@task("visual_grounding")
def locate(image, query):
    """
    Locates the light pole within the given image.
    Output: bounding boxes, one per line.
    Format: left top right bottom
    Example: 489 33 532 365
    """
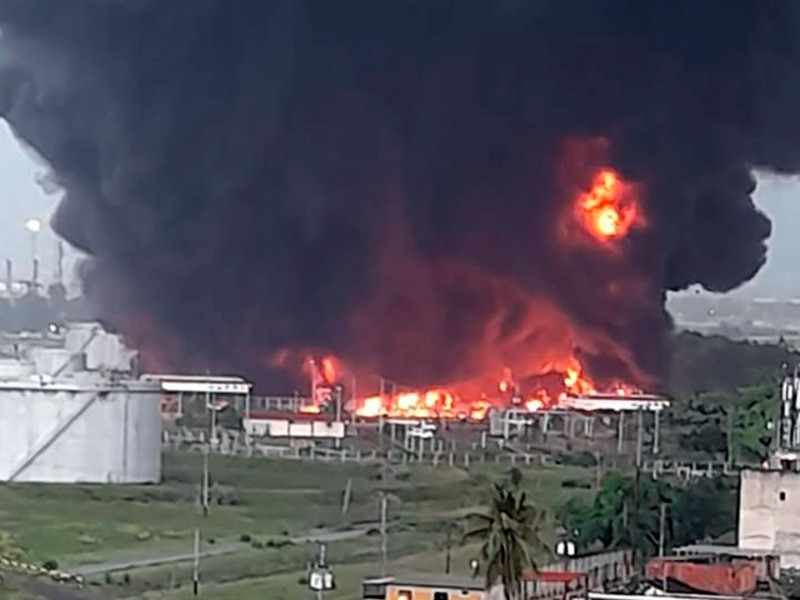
25 218 41 285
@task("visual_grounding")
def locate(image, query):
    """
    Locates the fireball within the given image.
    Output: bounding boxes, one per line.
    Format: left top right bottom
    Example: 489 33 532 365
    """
577 168 640 241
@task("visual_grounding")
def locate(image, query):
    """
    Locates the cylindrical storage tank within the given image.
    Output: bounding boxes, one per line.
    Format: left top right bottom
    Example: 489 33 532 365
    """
0 379 162 483
0 359 35 380
29 348 74 376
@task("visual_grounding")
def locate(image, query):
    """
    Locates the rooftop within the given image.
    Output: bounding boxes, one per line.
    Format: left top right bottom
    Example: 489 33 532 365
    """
672 544 779 558
362 573 484 591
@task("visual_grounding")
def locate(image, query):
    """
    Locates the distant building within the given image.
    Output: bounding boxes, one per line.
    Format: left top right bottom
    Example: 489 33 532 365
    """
739 469 800 569
737 369 800 569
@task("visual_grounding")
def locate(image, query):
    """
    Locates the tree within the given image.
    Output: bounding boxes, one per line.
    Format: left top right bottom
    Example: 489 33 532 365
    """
559 471 737 559
464 469 545 600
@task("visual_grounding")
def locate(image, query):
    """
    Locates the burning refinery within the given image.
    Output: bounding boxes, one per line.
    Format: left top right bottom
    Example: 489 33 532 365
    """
259 164 663 424
0 0 794 454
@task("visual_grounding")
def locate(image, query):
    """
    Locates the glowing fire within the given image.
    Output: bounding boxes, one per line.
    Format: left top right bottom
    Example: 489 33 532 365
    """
350 357 637 421
298 354 341 414
576 169 640 241
275 346 644 421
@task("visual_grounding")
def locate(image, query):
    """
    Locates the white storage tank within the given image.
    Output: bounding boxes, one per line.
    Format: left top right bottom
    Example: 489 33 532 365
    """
0 322 162 484
0 377 162 483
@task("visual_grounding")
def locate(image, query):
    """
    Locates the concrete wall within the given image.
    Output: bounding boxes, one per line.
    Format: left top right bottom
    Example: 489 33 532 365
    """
739 469 800 568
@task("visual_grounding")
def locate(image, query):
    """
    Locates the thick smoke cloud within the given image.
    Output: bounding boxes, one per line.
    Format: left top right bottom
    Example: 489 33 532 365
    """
0 0 796 390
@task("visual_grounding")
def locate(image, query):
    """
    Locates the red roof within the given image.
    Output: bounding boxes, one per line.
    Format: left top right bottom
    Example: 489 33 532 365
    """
646 559 757 596
522 571 586 582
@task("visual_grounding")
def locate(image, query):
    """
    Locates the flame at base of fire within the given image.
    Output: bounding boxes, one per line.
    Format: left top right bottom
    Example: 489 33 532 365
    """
352 359 642 421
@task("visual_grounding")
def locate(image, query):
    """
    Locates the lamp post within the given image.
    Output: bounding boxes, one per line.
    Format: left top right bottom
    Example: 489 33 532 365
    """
25 218 41 285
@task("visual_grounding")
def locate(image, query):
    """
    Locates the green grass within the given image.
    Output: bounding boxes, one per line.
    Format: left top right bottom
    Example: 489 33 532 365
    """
0 451 595 599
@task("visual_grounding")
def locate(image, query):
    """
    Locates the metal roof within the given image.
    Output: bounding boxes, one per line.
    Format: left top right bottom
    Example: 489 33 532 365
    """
140 373 252 394
672 544 778 558
362 572 484 590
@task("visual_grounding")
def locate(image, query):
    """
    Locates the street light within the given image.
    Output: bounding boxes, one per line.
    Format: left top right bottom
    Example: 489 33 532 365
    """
25 218 42 285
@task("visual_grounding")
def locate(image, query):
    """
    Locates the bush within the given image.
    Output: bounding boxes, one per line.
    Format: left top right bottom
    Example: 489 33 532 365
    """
42 559 58 571
239 533 252 543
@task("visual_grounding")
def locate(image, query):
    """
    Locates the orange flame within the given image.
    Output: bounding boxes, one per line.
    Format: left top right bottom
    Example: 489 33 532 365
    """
351 355 638 421
577 168 640 241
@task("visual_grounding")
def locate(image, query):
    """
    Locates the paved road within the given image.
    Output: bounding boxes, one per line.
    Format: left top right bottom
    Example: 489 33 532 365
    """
68 526 373 576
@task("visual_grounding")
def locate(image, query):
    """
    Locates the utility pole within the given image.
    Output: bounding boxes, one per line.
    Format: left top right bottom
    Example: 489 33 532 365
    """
351 375 357 425
653 408 661 455
201 444 210 518
617 412 625 454
636 409 644 469
380 492 388 576
445 524 452 574
341 478 352 516
378 377 385 456
334 386 343 450
192 528 200 596
244 390 251 455
726 406 736 468
658 503 667 557
595 451 602 489
631 409 644 570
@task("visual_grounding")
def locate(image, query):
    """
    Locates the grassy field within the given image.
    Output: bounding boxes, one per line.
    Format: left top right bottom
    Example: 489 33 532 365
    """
0 451 596 599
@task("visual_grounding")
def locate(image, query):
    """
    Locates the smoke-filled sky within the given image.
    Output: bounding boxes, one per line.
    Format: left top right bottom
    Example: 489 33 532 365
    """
1 0 800 393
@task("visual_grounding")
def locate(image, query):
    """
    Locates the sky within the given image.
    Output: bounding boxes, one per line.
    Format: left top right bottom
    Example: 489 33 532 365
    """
0 122 797 297
0 121 81 292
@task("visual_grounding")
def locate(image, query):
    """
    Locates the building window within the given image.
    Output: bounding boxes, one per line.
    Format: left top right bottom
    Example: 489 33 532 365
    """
780 491 787 501
398 590 413 600
434 593 449 600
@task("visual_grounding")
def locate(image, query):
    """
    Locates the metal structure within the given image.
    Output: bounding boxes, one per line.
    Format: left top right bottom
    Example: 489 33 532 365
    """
776 368 800 468
0 322 162 483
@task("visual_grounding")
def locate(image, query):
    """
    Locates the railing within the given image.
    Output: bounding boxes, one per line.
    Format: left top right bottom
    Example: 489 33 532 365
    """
248 395 310 413
644 459 741 479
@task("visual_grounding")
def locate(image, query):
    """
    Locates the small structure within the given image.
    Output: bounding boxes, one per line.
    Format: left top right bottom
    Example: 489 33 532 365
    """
141 373 252 420
363 550 633 600
560 392 669 413
244 410 345 440
361 573 484 600
670 544 780 581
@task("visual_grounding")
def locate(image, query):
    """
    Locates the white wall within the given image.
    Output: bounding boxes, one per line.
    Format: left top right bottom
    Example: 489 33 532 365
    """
0 384 162 483
243 418 345 439
739 469 800 568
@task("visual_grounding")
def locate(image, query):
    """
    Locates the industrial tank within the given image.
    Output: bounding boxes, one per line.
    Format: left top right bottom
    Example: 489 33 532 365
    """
0 322 162 483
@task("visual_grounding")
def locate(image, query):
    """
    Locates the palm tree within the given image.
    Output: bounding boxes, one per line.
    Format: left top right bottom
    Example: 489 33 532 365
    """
464 469 546 600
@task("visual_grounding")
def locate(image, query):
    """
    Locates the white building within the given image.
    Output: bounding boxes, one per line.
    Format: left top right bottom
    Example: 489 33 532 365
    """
738 468 800 569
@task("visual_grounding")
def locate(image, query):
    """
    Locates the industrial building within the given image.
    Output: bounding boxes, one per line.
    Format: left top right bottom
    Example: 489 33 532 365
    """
0 321 162 483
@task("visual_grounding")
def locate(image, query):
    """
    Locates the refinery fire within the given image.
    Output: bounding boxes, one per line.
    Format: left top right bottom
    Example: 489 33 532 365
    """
264 162 664 424
0 0 791 460
285 353 662 423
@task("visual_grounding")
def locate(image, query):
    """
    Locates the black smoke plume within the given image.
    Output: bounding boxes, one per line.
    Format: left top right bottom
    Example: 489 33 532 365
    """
0 0 796 390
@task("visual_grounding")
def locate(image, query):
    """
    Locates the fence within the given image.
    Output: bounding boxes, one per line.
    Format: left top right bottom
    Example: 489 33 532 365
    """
162 429 740 479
